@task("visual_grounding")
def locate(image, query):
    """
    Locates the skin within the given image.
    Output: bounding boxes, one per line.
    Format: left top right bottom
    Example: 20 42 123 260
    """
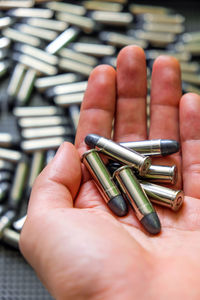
20 46 200 300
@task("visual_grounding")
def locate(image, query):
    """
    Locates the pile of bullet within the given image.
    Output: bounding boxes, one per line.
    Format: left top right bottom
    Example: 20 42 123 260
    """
82 134 183 234
0 0 199 247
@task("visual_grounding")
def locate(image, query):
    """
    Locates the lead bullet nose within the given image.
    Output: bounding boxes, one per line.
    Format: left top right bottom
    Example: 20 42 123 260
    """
107 195 128 217
85 134 100 148
161 140 180 156
141 212 161 235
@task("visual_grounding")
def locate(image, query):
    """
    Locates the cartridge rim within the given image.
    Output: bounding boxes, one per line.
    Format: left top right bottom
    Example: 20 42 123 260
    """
172 190 184 211
140 156 151 176
113 164 131 178
81 148 100 162
171 165 178 185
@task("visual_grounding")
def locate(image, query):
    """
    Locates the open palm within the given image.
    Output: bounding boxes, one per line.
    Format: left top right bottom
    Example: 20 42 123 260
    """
20 46 200 300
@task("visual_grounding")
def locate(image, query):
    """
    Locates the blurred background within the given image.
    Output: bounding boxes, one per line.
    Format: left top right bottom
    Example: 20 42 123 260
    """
0 0 199 299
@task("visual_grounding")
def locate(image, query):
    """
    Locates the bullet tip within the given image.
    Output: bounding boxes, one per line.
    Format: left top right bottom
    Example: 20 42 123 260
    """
161 140 180 156
85 134 100 148
141 212 161 235
107 195 128 217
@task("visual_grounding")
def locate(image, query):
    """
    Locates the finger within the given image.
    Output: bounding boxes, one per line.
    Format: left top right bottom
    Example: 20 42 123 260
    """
149 55 182 140
148 56 182 188
114 45 147 142
180 93 200 198
27 142 81 215
75 65 116 155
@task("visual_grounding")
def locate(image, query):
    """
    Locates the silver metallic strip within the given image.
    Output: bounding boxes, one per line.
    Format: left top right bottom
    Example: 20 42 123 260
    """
58 48 98 66
8 8 54 18
25 17 68 32
83 1 123 12
2 27 41 47
21 136 65 152
182 72 200 86
13 106 62 117
16 69 37 105
0 148 22 163
129 4 171 15
7 63 26 98
91 11 133 26
35 73 80 91
100 31 147 48
120 139 161 156
140 164 177 184
47 81 87 97
2 228 20 249
0 60 10 77
28 151 44 189
0 0 34 9
143 22 185 34
56 12 95 33
15 23 58 42
68 105 80 131
15 43 58 65
21 125 72 139
0 16 13 29
54 92 84 107
145 49 191 62
141 13 185 24
45 27 79 55
13 53 57 75
46 1 86 16
70 42 116 57
18 116 70 128
181 32 200 43
180 61 200 73
133 30 175 47
58 58 93 77
0 37 11 50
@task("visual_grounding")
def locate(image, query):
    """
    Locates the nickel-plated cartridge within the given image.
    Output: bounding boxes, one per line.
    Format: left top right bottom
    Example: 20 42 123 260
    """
0 210 16 238
142 22 185 34
181 72 200 86
68 105 80 131
129 4 171 15
99 31 147 48
21 125 73 139
46 1 86 16
7 63 26 99
0 182 11 202
2 27 41 47
0 0 34 9
2 228 20 249
15 23 58 42
85 134 151 176
0 148 22 163
35 73 81 91
90 11 133 26
45 27 79 55
0 37 10 50
181 31 200 43
0 16 13 29
83 1 123 12
58 48 98 66
58 58 93 77
25 17 68 32
18 115 70 129
46 81 87 98
56 12 96 33
140 13 185 24
7 8 53 18
140 164 177 185
0 132 20 148
82 149 128 217
26 151 44 197
113 165 161 234
21 136 67 153
120 139 179 156
145 49 191 62
0 60 10 77
13 105 63 117
0 160 15 172
54 92 84 107
130 30 175 47
139 180 184 211
14 43 58 66
16 69 37 106
70 42 116 57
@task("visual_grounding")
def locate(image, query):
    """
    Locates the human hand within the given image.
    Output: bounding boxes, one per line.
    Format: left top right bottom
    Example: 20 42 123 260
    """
20 46 200 300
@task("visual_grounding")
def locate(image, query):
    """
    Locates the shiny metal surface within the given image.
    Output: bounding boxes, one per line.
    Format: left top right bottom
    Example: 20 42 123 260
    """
35 73 80 91
68 105 80 131
0 16 13 28
47 81 87 97
15 44 58 65
56 12 95 33
21 125 72 139
0 37 10 49
120 139 161 156
95 136 151 176
0 160 14 172
0 148 22 163
58 48 98 66
180 61 200 73
15 23 58 42
2 27 41 47
21 136 65 152
58 57 93 77
129 4 171 15
9 156 28 209
7 63 26 98
91 11 133 26
114 165 154 220
0 0 34 9
82 149 121 203
83 1 123 12
99 31 147 48
141 13 185 24
54 92 84 107
182 32 200 43
0 60 10 77
18 115 70 128
16 69 37 106
13 105 62 117
8 8 53 18
27 151 44 189
70 42 116 57
182 72 200 86
13 53 57 75
143 22 185 34
133 30 175 47
0 210 16 238
2 228 20 249
140 164 177 184
46 1 86 16
0 133 14 147
139 180 184 211
25 17 68 32
145 49 191 62
45 27 79 55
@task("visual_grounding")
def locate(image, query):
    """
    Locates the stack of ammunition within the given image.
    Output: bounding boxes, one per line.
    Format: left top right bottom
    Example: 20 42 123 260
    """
0 0 199 247
83 134 183 234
